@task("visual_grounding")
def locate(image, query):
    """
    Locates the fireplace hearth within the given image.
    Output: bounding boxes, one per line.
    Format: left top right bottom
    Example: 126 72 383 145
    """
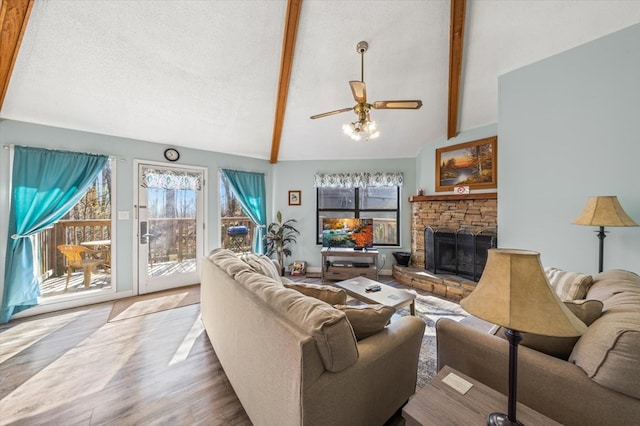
424 227 497 281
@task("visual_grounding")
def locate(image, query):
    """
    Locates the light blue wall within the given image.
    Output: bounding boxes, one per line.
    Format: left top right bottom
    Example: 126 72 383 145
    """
0 119 272 301
0 118 414 311
498 23 640 274
272 158 416 273
416 123 498 195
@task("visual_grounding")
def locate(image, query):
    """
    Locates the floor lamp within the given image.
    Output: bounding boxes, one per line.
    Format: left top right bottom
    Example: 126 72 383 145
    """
573 196 638 273
460 249 587 426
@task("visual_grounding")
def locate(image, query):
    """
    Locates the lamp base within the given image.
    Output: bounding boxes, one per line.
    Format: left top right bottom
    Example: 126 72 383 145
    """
487 412 523 426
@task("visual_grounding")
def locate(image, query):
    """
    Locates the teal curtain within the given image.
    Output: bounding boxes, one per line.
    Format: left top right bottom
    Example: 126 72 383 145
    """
1 146 108 323
221 170 267 254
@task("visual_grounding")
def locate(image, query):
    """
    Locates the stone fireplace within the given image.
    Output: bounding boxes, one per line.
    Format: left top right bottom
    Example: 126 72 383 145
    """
392 192 497 300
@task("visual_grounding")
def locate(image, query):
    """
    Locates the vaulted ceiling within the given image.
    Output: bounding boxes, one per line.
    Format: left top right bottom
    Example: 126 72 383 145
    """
1 1 639 162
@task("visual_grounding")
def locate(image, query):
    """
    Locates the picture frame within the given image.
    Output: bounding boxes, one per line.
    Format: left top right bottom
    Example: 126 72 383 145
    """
435 136 497 192
288 190 301 206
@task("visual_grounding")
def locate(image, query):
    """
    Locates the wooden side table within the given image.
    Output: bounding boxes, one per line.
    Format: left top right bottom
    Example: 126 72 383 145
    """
402 366 561 426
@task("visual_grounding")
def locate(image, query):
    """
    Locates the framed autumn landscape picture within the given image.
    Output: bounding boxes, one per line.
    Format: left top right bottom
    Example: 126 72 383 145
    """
435 136 497 192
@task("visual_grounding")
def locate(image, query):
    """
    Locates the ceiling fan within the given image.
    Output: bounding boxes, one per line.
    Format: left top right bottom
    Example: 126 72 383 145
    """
310 41 423 141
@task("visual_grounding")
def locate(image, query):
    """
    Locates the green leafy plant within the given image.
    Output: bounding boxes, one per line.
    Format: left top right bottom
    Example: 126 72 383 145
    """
264 211 300 275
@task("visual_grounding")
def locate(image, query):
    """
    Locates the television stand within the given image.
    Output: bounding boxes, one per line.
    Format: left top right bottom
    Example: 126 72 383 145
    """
321 247 378 281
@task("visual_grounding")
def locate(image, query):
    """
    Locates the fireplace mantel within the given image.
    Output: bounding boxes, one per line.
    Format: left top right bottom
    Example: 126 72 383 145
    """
409 192 497 202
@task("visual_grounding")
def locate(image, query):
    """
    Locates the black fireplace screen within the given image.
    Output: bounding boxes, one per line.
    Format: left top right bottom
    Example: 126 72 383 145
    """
424 227 497 281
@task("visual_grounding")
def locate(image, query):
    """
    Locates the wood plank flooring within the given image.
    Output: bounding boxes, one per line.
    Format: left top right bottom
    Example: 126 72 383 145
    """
0 292 251 425
0 277 409 425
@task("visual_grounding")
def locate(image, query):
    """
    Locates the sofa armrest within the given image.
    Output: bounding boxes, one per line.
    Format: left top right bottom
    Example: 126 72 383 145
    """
302 316 426 426
436 318 640 426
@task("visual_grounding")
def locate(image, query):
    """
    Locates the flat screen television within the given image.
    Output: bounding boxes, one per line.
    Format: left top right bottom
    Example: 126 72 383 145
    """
321 218 373 248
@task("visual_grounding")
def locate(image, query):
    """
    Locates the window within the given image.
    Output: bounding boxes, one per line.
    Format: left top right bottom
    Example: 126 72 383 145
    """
219 172 256 252
316 186 400 246
38 159 114 298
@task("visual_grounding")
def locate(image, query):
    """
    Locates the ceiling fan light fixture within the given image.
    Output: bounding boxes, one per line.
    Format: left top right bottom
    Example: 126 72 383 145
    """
343 119 379 141
365 120 377 133
312 40 422 142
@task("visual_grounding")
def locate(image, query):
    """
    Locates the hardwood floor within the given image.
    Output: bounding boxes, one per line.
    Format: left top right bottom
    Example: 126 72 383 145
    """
0 276 411 425
0 293 251 425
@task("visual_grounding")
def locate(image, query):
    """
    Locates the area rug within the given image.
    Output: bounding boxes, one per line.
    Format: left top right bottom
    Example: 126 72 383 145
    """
108 284 200 322
396 294 468 388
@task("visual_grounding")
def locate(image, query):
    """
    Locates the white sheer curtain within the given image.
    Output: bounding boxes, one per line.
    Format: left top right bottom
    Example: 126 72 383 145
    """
313 172 403 188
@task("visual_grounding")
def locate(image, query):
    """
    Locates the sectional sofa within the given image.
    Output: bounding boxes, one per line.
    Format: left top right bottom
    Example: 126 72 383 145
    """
437 269 640 425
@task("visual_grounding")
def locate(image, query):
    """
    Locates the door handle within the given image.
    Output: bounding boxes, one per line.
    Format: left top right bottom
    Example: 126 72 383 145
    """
140 222 149 244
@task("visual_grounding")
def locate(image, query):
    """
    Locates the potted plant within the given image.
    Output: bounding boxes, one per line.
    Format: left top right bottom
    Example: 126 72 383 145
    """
264 211 300 276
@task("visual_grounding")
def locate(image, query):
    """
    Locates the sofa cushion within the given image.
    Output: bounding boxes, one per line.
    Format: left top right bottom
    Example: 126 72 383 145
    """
209 248 253 277
586 269 640 308
570 314 640 399
243 275 358 372
334 304 395 341
545 267 593 300
241 253 282 283
569 270 640 399
210 249 359 373
494 300 603 360
284 282 347 305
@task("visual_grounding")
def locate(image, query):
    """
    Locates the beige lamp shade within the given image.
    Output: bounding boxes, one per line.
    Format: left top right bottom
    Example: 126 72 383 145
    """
573 196 638 227
460 249 587 337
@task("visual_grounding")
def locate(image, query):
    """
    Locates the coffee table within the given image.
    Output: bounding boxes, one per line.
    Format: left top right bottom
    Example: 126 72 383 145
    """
334 276 416 315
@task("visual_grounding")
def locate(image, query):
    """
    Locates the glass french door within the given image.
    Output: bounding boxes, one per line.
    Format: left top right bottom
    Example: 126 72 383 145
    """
136 163 205 294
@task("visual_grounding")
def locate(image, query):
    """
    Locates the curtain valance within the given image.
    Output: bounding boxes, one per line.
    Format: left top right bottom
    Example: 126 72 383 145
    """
313 172 403 188
141 168 202 191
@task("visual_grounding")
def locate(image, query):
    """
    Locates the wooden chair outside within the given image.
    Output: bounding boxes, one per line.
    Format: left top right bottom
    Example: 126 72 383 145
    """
57 244 109 289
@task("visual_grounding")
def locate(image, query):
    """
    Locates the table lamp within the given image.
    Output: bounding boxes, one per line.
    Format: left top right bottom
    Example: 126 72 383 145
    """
572 196 638 273
460 249 587 426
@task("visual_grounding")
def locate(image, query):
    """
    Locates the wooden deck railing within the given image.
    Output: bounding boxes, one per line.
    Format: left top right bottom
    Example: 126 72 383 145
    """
36 217 257 279
147 218 197 264
221 217 256 252
35 220 112 277
34 216 255 278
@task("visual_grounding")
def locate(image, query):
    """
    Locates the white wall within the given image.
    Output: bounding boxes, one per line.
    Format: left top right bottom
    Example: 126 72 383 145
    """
0 119 271 308
498 23 640 274
272 158 416 273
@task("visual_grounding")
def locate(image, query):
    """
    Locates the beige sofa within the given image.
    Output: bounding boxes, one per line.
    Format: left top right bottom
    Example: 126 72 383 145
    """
437 269 640 425
200 249 426 426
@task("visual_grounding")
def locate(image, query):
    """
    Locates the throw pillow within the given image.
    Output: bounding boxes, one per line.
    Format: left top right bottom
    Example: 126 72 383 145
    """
563 299 604 326
494 299 603 360
545 267 594 300
284 283 347 305
333 304 395 341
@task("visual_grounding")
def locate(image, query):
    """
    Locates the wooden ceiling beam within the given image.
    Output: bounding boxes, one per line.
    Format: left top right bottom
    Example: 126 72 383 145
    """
0 0 33 111
269 0 302 164
447 0 466 139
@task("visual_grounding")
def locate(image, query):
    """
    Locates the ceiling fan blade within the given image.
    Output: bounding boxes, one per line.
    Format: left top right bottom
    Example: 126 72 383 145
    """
372 100 423 110
349 81 367 103
310 107 353 119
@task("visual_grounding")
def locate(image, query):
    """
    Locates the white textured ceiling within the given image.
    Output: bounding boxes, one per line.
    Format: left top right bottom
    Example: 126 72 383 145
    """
2 1 639 161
